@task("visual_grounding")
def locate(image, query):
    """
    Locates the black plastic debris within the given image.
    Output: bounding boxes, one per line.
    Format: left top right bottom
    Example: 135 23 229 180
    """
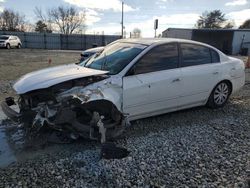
5 97 15 106
47 131 73 144
101 142 130 159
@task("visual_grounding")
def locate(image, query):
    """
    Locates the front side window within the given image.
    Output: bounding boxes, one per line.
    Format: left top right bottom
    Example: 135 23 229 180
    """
0 36 9 40
132 43 179 75
181 43 211 67
83 42 147 75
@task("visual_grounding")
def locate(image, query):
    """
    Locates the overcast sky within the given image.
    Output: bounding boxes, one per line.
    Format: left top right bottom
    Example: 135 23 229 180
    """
0 0 250 37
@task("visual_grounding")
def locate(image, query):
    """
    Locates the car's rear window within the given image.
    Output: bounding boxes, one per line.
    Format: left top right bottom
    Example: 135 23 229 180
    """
210 49 220 63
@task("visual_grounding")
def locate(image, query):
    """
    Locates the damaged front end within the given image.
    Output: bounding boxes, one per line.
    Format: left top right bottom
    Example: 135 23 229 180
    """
1 75 127 142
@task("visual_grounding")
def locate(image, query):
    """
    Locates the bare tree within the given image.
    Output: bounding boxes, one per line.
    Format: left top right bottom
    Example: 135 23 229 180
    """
131 28 141 38
0 9 25 31
34 7 53 33
34 6 86 34
34 7 47 22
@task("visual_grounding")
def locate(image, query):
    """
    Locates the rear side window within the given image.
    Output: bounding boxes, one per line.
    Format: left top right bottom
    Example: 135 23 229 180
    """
134 43 179 74
181 43 211 67
210 49 220 63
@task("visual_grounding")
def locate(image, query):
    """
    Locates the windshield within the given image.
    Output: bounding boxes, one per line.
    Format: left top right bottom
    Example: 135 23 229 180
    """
0 36 9 40
82 42 147 75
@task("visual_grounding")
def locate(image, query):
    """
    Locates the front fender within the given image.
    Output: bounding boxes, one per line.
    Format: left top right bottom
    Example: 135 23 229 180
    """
57 76 123 111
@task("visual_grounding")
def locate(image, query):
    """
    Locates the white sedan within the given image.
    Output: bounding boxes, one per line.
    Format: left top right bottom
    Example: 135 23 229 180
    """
1 38 245 141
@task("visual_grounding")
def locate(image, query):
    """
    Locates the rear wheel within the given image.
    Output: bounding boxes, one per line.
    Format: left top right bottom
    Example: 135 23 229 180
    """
17 43 21 49
207 81 231 108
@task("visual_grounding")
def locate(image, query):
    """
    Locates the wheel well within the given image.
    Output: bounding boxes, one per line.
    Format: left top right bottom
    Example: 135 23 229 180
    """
76 99 122 123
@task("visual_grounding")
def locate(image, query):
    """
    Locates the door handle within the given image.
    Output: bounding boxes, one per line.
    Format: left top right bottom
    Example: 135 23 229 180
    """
172 78 181 82
213 71 219 75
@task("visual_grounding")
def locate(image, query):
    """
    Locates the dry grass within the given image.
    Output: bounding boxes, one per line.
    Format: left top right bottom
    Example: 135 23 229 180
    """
0 49 80 100
0 49 80 81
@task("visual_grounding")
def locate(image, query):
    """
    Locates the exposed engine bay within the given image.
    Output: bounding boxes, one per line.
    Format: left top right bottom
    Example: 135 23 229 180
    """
1 75 127 143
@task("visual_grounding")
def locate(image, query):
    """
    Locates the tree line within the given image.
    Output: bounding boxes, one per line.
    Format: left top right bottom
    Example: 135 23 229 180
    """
0 6 86 34
0 8 250 36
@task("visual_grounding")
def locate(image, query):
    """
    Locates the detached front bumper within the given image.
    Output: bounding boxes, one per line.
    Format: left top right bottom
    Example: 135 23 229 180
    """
1 97 21 122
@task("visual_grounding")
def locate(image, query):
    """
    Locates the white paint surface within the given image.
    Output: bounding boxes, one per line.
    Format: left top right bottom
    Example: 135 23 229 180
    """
14 64 108 94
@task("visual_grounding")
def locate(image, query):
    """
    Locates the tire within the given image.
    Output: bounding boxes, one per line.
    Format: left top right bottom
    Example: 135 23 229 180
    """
6 43 10 49
17 44 21 49
207 81 231 109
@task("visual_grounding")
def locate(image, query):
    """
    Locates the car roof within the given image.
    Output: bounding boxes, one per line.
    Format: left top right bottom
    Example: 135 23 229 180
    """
83 46 104 53
118 38 212 47
0 35 19 38
117 38 228 60
0 35 11 37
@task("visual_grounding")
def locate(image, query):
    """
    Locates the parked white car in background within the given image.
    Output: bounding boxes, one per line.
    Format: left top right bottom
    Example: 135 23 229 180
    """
0 35 22 49
79 46 104 63
1 38 245 141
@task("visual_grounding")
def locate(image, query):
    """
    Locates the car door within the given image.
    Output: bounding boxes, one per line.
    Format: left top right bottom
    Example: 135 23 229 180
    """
123 43 182 119
13 37 18 46
179 43 222 107
9 36 15 46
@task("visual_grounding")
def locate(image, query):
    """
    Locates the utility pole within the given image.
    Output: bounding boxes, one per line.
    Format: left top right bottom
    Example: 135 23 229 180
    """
121 1 124 38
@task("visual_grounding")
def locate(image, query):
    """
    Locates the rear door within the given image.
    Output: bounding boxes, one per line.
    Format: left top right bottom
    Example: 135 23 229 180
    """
13 37 19 46
9 36 15 46
123 43 181 119
179 43 222 107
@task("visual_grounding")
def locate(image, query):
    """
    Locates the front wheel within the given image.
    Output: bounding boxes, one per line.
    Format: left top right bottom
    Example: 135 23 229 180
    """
6 43 10 49
207 81 231 109
17 44 21 49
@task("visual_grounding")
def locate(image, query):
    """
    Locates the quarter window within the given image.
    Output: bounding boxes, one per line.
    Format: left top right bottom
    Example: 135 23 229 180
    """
133 43 179 75
181 43 211 67
210 49 220 63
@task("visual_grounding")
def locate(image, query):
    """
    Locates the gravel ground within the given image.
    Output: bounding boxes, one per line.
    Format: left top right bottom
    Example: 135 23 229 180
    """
0 51 249 187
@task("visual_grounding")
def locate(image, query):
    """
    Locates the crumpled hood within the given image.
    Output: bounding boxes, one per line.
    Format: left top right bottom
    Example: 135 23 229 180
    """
14 64 108 94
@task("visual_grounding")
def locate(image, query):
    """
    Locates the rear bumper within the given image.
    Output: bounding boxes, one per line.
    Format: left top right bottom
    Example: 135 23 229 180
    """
231 76 245 94
1 98 21 122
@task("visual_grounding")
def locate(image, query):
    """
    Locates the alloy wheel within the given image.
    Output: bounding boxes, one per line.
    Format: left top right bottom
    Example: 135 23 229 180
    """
213 82 229 105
